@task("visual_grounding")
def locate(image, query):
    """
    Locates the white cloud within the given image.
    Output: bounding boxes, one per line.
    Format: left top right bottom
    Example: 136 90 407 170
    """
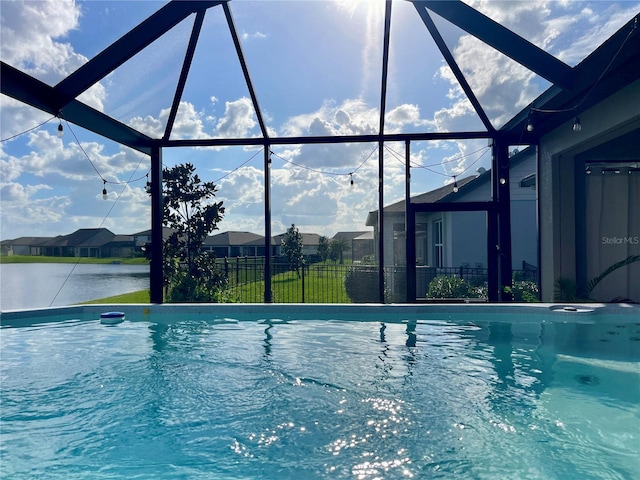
1 0 104 106
281 99 379 138
0 0 106 112
241 31 267 41
215 98 258 138
127 98 260 140
386 104 432 130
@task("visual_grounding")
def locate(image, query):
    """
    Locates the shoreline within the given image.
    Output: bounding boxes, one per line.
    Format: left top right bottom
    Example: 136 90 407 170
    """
0 255 149 265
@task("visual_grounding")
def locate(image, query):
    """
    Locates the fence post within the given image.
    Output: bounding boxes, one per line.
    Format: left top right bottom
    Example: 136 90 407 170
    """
301 263 305 303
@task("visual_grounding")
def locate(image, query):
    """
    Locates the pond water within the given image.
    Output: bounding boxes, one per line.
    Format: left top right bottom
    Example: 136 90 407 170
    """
0 263 149 311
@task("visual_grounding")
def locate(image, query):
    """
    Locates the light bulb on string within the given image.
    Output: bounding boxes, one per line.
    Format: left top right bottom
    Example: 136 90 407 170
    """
102 179 108 200
526 117 534 132
349 173 354 187
57 121 64 138
452 176 459 193
572 117 582 132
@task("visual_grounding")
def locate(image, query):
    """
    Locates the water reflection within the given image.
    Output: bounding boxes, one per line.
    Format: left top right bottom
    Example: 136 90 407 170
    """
263 324 273 359
0 263 149 310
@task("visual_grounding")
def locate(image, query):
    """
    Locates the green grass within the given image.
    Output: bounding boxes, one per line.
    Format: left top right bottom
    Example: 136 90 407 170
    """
233 264 351 303
0 255 149 265
80 290 150 304
38 259 351 304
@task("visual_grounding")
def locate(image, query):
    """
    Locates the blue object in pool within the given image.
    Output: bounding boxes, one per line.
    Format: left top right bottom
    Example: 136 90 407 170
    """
100 311 125 324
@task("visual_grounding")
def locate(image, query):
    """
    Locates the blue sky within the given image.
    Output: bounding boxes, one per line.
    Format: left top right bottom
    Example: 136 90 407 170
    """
1 0 638 240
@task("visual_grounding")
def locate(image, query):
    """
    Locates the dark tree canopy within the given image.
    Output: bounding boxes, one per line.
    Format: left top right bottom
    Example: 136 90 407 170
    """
317 236 330 263
162 163 224 269
282 224 305 275
148 162 227 301
329 237 349 264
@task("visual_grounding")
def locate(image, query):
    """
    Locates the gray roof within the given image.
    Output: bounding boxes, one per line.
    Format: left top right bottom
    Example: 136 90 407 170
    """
41 228 116 248
332 231 369 241
269 232 323 246
1 236 51 246
203 231 264 246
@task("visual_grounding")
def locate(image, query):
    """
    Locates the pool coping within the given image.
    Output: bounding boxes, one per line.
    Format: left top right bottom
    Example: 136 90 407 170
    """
1 302 638 327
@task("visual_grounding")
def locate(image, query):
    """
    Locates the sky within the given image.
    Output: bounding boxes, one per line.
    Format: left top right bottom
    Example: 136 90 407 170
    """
1 0 638 240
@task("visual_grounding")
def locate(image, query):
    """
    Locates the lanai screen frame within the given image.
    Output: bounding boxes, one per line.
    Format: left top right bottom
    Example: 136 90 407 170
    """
3 0 635 303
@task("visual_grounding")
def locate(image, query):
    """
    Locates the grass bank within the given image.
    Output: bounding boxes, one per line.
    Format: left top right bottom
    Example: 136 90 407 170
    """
1 255 148 265
80 290 151 304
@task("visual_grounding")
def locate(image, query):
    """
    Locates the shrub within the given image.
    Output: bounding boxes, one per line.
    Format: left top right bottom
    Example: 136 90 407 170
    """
344 266 380 303
427 275 472 299
361 255 376 265
167 254 232 302
507 280 540 302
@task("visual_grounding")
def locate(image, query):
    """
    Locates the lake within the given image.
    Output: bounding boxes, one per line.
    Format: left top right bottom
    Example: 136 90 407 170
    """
0 263 149 311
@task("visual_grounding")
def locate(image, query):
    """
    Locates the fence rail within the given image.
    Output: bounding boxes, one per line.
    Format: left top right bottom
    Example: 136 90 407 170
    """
215 257 538 303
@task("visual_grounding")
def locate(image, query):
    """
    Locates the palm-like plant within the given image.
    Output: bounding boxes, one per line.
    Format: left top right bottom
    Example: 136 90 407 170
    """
554 254 640 302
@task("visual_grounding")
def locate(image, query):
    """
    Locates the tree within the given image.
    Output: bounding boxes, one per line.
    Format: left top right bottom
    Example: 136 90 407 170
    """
282 224 305 276
317 236 330 262
149 163 227 301
329 237 349 264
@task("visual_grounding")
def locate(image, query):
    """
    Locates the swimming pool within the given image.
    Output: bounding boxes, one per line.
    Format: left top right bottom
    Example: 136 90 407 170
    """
1 304 639 479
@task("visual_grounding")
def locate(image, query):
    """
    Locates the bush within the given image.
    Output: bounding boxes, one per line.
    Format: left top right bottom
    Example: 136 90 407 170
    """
167 254 232 302
427 275 473 299
507 280 539 302
344 266 380 303
361 255 376 265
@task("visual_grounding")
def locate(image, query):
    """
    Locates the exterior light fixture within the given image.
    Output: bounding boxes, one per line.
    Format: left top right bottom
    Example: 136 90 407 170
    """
572 117 582 132
452 176 459 193
350 173 354 186
57 121 64 138
500 178 507 185
102 179 108 200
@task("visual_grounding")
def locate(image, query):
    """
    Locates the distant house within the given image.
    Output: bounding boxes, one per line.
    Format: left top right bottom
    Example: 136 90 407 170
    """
0 237 50 256
366 148 537 297
332 231 374 262
132 228 175 248
270 232 322 258
202 231 265 258
38 228 119 258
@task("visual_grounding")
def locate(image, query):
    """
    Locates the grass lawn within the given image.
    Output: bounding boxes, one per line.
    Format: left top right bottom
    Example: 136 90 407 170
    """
233 264 351 303
1 255 149 265
80 290 150 304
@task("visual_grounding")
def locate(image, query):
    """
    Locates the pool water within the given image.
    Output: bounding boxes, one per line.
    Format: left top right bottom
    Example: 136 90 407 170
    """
1 310 639 479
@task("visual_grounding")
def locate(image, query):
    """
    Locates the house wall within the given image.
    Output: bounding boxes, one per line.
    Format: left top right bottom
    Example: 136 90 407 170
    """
509 151 538 270
450 211 487 268
12 245 30 255
538 79 640 301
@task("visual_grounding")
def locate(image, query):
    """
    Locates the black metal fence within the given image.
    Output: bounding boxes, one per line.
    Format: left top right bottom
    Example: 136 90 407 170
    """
216 256 538 303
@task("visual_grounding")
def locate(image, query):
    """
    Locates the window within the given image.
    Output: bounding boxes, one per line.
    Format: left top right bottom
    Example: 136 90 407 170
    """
433 219 443 268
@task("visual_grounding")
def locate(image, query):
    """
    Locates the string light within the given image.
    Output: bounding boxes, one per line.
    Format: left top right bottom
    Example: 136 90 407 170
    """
102 180 108 200
526 117 534 132
269 146 376 187
525 16 636 135
57 120 64 138
452 176 459 193
0 115 56 143
572 117 582 132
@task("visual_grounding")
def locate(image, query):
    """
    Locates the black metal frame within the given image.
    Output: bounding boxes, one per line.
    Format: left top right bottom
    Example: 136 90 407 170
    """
2 1 637 303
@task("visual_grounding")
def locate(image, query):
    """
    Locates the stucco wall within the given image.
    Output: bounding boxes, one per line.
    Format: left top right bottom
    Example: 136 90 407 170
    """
538 80 640 301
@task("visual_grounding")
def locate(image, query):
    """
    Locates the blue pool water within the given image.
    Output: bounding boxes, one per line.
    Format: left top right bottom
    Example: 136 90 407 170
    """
1 304 639 479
